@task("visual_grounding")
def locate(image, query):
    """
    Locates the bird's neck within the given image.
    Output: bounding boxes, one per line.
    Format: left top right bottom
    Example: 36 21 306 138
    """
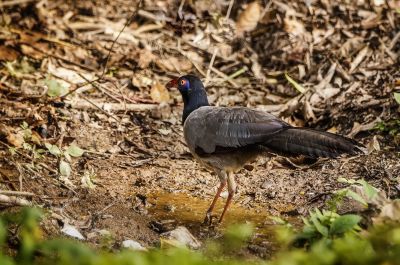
182 90 209 124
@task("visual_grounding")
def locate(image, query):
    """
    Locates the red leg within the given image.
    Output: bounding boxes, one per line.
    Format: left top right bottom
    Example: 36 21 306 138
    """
203 181 226 224
218 172 237 223
218 192 234 223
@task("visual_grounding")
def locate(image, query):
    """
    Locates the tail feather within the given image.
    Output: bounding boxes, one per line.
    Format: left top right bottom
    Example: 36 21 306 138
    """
263 128 363 158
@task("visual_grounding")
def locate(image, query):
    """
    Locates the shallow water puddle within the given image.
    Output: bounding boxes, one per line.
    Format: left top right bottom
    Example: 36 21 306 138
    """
146 190 295 248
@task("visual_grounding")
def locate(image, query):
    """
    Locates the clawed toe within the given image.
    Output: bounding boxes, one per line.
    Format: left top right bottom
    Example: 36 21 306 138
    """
203 212 213 226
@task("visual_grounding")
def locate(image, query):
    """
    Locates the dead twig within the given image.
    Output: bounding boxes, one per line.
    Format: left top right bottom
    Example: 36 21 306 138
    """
226 0 235 19
66 99 159 112
77 73 122 104
78 95 121 122
205 48 218 86
0 194 31 206
99 0 143 79
0 0 37 7
0 190 35 197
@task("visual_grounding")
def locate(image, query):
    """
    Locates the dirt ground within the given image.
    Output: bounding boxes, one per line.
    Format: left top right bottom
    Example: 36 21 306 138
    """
1 0 400 258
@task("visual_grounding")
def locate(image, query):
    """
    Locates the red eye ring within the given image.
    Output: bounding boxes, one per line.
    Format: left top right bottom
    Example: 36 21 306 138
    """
180 79 187 86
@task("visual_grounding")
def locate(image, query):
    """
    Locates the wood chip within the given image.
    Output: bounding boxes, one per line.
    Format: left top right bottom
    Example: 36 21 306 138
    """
349 46 372 74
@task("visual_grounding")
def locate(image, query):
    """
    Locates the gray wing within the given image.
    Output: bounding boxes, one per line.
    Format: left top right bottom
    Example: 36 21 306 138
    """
183 106 290 155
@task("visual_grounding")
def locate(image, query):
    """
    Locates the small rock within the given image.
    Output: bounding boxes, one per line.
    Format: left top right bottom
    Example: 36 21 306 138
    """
99 229 111 237
108 145 121 154
220 191 229 199
261 180 274 190
61 224 85 240
161 226 201 249
122 240 147 251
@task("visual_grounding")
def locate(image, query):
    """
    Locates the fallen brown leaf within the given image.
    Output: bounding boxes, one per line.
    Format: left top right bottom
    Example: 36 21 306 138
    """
150 82 170 103
155 57 192 72
138 49 156 69
0 46 19 61
236 1 262 35
0 124 24 148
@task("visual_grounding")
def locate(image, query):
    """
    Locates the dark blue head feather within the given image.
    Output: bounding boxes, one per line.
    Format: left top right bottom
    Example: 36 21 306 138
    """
175 75 210 124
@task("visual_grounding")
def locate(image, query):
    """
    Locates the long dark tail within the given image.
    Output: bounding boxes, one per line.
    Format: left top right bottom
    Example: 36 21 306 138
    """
263 128 364 158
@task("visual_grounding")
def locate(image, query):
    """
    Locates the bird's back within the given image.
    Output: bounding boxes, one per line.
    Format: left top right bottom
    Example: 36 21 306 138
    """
183 106 363 164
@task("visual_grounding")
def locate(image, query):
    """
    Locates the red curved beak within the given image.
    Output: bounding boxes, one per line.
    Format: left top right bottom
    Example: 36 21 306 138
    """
166 78 178 89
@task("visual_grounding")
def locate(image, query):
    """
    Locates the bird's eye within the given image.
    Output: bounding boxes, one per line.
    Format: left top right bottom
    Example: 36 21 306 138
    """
180 79 187 86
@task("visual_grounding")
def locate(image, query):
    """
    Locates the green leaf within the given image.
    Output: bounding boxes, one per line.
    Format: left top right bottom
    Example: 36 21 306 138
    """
224 223 254 249
65 144 84 157
337 177 355 184
45 143 61 156
330 214 361 235
270 216 289 226
21 121 29 130
285 73 305 93
346 189 368 206
3 61 18 76
394 92 400 105
357 179 378 200
45 78 68 97
59 160 71 177
310 211 329 237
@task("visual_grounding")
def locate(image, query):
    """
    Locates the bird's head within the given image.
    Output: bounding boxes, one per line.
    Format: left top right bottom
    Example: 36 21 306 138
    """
166 74 209 122
166 75 205 97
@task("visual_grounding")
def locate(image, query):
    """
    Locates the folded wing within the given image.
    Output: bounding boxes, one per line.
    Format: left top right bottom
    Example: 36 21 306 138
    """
183 106 289 155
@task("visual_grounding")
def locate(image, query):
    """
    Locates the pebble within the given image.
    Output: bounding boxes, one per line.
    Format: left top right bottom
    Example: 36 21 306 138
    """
122 240 147 251
61 224 85 240
161 226 201 249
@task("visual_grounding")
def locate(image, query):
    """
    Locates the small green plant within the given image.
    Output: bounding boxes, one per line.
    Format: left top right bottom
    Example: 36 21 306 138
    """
18 122 46 160
0 208 257 265
374 120 400 136
2 58 35 78
44 77 69 97
334 178 379 207
2 206 400 265
81 169 97 189
295 209 361 245
283 178 379 247
45 143 84 178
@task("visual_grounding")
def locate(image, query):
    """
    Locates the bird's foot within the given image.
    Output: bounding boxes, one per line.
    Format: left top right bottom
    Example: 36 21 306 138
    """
203 212 214 226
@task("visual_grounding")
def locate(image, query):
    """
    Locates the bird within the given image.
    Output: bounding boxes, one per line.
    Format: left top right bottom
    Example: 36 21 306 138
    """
166 74 363 225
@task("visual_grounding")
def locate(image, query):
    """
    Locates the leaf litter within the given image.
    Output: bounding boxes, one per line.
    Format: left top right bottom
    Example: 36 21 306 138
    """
0 0 399 259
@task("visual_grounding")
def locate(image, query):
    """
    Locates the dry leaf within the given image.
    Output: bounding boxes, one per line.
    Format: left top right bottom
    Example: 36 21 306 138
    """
361 13 381 29
236 1 262 35
284 17 305 37
366 135 381 154
132 74 153 88
31 131 42 145
150 82 170 103
0 124 24 147
339 37 364 58
373 200 400 224
349 46 372 73
155 57 192 72
47 62 93 91
138 49 156 69
327 127 338 133
20 44 47 60
0 46 19 61
374 0 385 6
